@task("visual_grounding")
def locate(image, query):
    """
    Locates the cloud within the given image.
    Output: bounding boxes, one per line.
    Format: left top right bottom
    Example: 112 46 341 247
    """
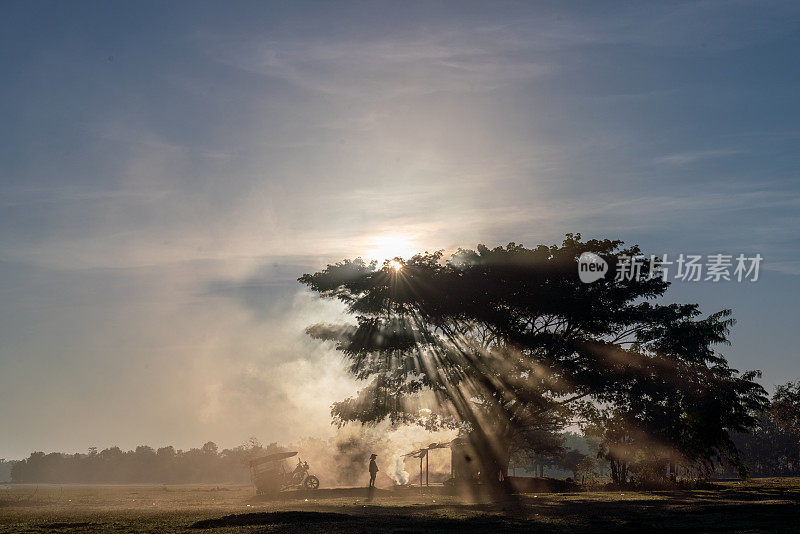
210 29 551 99
654 149 742 166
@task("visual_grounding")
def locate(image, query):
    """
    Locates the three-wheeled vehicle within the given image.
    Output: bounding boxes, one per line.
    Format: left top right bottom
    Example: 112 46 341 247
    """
249 451 320 495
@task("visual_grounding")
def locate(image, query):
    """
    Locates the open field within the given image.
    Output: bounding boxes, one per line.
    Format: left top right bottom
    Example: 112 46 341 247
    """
2 478 799 533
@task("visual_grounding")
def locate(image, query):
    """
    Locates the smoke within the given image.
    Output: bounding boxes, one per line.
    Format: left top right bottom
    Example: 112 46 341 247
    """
294 426 386 487
293 422 457 488
391 454 410 485
382 425 456 486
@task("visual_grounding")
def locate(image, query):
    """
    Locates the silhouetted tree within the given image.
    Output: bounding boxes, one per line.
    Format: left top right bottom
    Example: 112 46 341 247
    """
510 429 565 477
300 235 767 488
732 412 800 476
772 382 800 434
727 383 800 477
560 449 588 478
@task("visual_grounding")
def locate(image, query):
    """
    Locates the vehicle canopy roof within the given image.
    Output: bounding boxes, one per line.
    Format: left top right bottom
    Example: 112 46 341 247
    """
249 451 297 467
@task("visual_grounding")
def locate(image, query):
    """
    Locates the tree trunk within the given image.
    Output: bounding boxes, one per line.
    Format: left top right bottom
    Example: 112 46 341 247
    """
610 459 627 485
467 432 512 497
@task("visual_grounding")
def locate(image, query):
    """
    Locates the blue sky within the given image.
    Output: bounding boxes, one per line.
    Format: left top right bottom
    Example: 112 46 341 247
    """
1 1 799 459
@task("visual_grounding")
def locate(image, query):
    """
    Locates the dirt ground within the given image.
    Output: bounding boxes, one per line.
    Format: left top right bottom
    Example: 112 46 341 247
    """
1 478 799 533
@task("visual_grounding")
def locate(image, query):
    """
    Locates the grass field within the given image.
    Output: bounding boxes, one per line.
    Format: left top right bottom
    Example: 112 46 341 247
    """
2 478 799 533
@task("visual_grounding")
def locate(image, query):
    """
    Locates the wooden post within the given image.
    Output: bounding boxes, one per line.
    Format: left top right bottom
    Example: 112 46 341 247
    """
426 450 429 486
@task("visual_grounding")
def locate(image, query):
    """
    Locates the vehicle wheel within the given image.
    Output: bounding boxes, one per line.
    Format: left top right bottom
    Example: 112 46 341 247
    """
303 475 320 490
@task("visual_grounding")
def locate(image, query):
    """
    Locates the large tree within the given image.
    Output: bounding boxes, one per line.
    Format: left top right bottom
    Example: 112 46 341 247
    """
300 235 766 486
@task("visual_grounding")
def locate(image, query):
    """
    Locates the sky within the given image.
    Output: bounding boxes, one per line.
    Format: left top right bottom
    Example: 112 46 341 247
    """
1 0 799 460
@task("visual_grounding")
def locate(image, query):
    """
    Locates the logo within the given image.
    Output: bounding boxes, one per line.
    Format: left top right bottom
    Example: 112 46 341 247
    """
578 252 608 283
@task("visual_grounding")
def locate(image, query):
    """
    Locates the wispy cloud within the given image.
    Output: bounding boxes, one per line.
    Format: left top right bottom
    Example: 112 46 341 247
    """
654 149 742 166
210 31 550 99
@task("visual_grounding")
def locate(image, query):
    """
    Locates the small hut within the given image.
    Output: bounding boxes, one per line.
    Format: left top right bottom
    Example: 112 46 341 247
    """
449 438 479 483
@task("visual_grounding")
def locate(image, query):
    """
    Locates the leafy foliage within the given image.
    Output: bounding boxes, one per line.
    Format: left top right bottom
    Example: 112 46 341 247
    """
771 381 800 434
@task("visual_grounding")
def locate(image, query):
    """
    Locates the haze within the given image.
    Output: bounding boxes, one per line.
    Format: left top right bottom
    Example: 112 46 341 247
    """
1 1 799 460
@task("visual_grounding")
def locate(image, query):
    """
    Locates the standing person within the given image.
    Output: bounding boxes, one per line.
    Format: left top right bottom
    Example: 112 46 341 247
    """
366 453 379 501
368 454 379 488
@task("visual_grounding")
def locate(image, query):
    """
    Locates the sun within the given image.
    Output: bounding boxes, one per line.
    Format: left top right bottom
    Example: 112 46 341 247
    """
363 233 417 263
387 259 403 272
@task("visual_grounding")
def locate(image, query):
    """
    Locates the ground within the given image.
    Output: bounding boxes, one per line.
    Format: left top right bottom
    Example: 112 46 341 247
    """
1 478 799 533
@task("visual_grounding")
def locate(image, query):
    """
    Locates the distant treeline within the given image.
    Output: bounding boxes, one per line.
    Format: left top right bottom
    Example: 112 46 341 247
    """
729 414 800 477
0 459 13 483
9 440 282 484
7 411 799 484
723 382 800 478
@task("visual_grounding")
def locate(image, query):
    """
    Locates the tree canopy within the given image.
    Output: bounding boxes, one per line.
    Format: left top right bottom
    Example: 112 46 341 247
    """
771 381 800 435
300 234 767 485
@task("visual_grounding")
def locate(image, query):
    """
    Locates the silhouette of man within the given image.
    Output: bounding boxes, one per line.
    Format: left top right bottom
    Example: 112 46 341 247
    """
368 454 378 488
